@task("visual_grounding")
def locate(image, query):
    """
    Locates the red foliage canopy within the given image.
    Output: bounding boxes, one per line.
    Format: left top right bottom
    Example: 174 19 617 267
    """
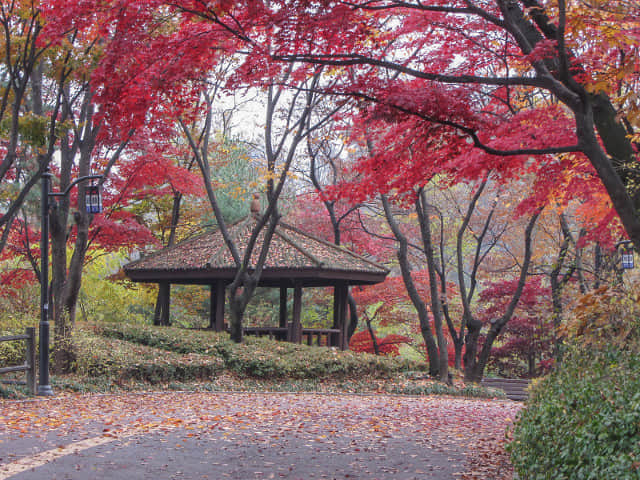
349 330 412 357
38 0 631 249
479 277 554 375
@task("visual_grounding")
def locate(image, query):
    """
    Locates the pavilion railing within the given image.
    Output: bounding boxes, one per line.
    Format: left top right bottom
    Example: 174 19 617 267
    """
243 326 288 341
243 326 342 347
302 328 341 347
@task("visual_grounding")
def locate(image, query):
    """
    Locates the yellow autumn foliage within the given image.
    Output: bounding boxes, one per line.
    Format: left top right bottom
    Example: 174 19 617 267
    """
563 284 640 352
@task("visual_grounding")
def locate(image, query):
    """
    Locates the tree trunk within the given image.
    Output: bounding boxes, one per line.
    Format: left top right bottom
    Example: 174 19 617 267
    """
381 194 441 377
153 282 171 326
504 1 640 249
549 214 576 363
365 317 380 355
463 315 483 381
347 292 358 340
183 78 317 343
416 190 449 382
550 275 564 361
48 88 114 373
229 293 246 343
153 193 182 325
464 212 540 383
454 343 463 371
50 133 74 373
528 351 535 377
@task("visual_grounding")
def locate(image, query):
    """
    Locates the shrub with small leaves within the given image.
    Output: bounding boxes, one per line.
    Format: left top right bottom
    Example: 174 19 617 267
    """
73 328 224 384
91 322 420 379
0 315 34 367
509 285 640 480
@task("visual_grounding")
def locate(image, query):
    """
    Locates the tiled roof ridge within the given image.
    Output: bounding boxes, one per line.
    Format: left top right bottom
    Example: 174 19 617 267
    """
278 221 389 273
206 216 255 267
273 227 325 267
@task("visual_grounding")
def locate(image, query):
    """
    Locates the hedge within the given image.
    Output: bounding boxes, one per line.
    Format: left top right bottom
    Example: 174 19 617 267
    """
508 346 640 479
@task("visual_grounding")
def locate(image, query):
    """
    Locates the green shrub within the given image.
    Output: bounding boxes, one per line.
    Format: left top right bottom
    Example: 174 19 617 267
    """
94 322 230 355
91 322 420 379
227 336 414 379
48 323 505 397
0 315 33 366
510 286 640 479
385 380 504 397
0 336 26 367
73 328 224 384
509 346 640 479
0 382 29 399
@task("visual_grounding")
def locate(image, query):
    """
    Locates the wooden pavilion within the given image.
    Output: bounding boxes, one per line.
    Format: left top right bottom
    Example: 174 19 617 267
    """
123 217 389 350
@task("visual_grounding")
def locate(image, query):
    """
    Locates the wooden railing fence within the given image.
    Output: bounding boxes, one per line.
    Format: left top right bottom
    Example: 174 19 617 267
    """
242 326 342 347
0 327 36 394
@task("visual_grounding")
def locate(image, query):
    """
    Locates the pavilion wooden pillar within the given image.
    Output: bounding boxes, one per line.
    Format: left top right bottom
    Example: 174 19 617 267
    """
333 282 348 350
290 283 303 343
279 287 288 328
209 280 226 331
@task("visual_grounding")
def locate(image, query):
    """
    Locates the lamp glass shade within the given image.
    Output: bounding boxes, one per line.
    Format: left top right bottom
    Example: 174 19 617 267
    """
85 185 102 214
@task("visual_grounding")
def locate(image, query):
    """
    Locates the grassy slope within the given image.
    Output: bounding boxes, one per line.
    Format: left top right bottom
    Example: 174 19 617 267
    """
2 322 503 399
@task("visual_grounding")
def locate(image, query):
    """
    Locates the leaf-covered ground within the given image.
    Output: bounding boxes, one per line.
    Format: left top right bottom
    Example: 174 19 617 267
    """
0 393 520 479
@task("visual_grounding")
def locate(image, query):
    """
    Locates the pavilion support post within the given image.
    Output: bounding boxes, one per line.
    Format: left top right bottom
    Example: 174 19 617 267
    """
279 287 288 328
332 286 340 329
210 280 226 332
334 283 348 350
291 283 303 344
209 285 214 329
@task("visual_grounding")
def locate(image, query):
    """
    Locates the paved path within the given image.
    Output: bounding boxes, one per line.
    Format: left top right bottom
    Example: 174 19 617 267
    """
0 393 520 480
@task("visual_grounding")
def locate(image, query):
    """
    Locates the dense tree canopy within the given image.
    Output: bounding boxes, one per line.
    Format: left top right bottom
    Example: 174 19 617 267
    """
1 0 638 380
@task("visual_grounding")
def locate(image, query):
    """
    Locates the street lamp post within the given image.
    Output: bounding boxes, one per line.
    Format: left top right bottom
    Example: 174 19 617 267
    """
38 168 102 396
38 169 53 396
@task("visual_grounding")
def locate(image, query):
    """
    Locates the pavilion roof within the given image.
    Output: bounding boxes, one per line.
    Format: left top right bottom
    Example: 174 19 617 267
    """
123 217 389 287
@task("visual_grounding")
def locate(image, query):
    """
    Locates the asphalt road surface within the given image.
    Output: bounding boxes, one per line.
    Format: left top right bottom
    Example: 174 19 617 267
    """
0 392 519 479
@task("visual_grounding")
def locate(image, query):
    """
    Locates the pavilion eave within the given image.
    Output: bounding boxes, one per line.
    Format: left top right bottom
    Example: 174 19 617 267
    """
124 267 387 287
